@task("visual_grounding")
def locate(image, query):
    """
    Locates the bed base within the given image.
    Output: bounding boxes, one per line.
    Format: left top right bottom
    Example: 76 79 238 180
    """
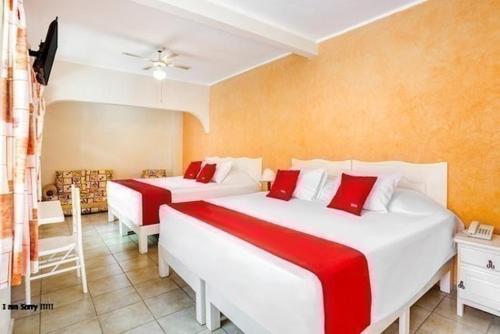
158 244 206 325
108 205 158 254
203 259 453 334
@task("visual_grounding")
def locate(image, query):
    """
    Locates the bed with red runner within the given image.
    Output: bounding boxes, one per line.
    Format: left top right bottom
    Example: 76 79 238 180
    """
169 200 371 334
112 179 172 226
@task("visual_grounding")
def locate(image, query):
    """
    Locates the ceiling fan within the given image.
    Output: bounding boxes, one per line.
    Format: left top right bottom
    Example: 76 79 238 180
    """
122 48 191 80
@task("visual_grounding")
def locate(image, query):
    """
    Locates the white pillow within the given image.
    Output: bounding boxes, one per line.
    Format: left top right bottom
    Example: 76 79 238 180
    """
342 171 401 212
316 177 340 205
292 168 327 201
388 188 444 215
212 160 232 183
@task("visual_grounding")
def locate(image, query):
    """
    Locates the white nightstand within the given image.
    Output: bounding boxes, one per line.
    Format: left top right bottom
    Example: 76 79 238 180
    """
454 233 500 317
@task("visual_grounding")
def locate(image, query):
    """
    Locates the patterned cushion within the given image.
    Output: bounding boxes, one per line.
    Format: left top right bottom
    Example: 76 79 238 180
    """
141 169 167 178
55 169 113 215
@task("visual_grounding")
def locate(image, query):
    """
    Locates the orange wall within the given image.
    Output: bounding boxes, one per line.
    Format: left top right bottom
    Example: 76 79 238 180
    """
184 0 500 230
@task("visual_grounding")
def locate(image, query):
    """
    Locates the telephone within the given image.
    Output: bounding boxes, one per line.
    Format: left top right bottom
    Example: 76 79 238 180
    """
466 221 494 240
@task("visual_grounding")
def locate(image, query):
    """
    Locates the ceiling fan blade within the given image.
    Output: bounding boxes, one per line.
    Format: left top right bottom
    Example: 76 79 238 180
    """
162 52 179 62
122 52 151 61
169 63 190 70
142 65 153 71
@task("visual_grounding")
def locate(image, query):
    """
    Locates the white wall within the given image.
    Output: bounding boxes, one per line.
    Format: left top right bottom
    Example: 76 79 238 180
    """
41 102 183 186
45 61 210 132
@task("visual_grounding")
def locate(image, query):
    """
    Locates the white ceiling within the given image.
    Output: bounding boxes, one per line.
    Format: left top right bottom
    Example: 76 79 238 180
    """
25 0 423 85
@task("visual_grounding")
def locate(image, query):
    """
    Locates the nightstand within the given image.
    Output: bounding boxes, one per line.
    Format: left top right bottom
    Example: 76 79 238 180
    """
454 233 500 317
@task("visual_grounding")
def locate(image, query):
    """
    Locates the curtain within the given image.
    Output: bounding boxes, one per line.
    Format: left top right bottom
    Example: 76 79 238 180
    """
0 0 44 289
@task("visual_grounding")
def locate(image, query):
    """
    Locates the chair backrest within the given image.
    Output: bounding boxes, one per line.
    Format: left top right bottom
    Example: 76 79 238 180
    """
70 185 83 242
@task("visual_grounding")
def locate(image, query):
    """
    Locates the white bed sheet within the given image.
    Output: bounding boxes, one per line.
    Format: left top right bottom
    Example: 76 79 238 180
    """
159 192 459 334
107 176 259 226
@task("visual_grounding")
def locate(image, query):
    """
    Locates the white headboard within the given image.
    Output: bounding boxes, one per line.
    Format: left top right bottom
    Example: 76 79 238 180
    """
291 159 351 177
291 159 448 207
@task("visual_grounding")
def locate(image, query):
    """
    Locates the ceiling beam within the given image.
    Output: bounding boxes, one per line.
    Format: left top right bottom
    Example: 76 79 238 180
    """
130 0 318 58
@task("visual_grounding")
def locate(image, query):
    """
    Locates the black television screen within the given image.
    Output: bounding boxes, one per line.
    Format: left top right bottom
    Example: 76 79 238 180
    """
30 17 58 86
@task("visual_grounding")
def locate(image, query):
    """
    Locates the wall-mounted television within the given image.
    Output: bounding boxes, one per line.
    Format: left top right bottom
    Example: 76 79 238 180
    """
29 17 58 86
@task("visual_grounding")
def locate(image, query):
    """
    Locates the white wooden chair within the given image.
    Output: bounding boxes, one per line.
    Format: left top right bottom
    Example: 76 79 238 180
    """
25 185 88 303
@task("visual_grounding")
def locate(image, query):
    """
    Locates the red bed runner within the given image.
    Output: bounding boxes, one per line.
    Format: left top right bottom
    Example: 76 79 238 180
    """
112 179 172 225
169 200 371 334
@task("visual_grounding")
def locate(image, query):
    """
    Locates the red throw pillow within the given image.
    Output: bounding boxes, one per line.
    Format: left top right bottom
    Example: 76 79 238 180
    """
267 169 300 201
196 164 216 183
328 173 377 216
184 161 203 179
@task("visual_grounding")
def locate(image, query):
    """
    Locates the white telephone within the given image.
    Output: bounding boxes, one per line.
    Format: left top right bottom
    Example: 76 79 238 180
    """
466 221 494 240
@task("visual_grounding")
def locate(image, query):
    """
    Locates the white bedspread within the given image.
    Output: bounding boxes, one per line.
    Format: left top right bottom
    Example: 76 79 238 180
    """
159 192 459 334
107 176 259 226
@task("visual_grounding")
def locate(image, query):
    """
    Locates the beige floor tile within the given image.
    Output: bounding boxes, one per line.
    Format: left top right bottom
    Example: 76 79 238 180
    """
126 266 160 285
171 272 188 288
182 286 196 301
489 317 500 334
41 285 89 309
88 272 131 296
135 277 179 299
383 305 431 334
11 296 40 319
197 329 225 334
93 286 142 315
415 286 445 311
94 223 119 234
40 298 96 333
12 279 41 302
221 319 244 334
85 255 118 269
157 307 204 333
123 321 164 334
119 255 157 272
41 272 82 294
98 302 154 334
86 263 123 282
148 251 159 265
48 317 102 334
435 297 494 332
417 313 484 334
145 288 193 319
83 245 111 259
82 237 106 250
112 249 146 262
13 314 40 334
107 240 139 254
12 295 41 319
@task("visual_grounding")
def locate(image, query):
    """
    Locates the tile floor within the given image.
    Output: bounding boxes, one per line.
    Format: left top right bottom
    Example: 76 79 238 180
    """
12 213 500 334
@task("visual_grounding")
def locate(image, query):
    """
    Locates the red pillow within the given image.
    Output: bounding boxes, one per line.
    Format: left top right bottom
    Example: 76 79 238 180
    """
267 169 300 201
184 161 202 179
196 164 216 183
328 173 377 216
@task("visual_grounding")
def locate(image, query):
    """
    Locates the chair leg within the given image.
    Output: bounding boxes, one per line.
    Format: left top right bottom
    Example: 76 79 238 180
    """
78 248 88 294
76 258 81 277
25 266 31 304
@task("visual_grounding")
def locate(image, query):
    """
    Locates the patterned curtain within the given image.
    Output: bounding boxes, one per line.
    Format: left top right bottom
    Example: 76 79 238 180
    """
0 0 44 289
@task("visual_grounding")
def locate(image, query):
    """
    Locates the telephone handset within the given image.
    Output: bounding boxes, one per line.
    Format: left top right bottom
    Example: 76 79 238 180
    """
466 221 494 240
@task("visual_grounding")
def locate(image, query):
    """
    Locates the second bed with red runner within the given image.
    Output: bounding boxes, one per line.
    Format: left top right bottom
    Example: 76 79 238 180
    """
169 200 372 334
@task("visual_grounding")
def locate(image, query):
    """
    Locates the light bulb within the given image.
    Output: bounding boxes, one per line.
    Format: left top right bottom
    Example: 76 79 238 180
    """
153 68 167 80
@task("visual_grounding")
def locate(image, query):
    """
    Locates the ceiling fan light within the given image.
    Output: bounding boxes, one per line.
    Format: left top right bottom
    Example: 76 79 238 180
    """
153 68 167 80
